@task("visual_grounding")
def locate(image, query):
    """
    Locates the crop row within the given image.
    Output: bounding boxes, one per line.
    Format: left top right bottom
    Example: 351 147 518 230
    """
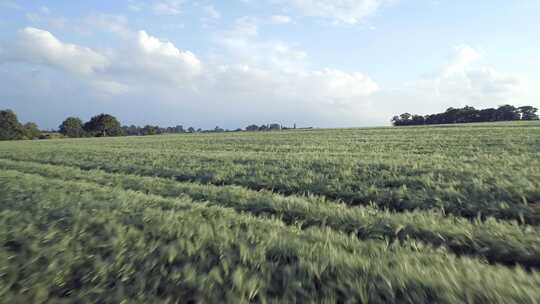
1 169 540 303
1 158 539 269
0 145 538 224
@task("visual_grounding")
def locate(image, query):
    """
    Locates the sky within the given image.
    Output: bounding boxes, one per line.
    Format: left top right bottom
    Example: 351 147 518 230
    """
0 0 539 130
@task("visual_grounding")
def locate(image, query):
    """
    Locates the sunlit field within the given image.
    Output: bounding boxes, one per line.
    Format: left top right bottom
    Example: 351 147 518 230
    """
1 121 540 303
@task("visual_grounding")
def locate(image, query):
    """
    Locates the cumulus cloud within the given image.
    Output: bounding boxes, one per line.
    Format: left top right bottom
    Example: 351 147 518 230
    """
186 65 379 127
112 30 201 85
137 30 199 67
443 45 483 76
207 65 377 104
434 45 521 106
215 17 307 70
2 27 202 88
2 25 523 129
0 24 381 128
4 27 108 75
375 45 523 116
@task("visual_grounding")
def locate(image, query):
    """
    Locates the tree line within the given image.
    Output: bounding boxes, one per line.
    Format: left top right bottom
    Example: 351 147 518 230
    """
58 115 239 138
0 110 42 140
0 109 296 140
392 105 539 126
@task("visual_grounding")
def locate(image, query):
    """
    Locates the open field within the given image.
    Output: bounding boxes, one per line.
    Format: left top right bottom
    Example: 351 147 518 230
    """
1 121 540 302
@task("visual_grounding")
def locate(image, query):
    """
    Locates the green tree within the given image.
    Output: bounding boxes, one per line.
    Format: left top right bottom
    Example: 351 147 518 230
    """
411 115 425 125
59 117 85 138
23 122 41 139
269 123 281 130
142 125 158 135
246 124 259 131
518 106 539 120
0 109 25 140
83 114 123 137
495 105 520 121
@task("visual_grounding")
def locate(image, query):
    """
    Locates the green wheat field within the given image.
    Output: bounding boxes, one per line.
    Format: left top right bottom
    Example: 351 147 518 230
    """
1 121 540 303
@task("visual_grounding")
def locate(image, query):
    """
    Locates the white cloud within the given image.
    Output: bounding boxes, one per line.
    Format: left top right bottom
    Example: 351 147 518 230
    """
215 17 306 70
128 30 202 81
208 65 377 104
184 64 379 127
270 15 292 24
3 25 526 129
443 45 483 76
435 45 520 106
153 0 184 15
5 27 108 75
1 25 381 127
1 27 201 88
280 0 388 24
91 80 130 96
376 45 523 116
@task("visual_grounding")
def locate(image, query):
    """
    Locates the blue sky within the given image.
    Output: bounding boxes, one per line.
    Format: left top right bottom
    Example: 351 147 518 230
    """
0 0 539 129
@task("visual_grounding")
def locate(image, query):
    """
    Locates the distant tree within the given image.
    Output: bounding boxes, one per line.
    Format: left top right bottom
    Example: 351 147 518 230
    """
400 113 412 121
196 128 202 132
258 125 268 131
0 109 25 140
187 127 195 133
175 125 185 133
214 126 224 132
518 106 539 120
495 105 520 121
456 106 478 123
23 122 41 139
392 104 536 126
391 113 414 126
477 108 498 122
391 116 401 125
83 114 123 137
269 123 281 130
246 124 259 131
59 117 85 138
142 125 158 135
122 125 141 136
411 115 425 125
443 107 459 123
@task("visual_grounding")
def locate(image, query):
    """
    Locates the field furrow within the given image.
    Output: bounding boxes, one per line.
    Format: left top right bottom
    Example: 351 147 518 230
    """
1 158 540 269
1 151 539 224
1 169 540 303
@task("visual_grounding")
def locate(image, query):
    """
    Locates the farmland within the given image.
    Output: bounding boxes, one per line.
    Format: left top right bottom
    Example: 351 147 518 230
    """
1 121 540 303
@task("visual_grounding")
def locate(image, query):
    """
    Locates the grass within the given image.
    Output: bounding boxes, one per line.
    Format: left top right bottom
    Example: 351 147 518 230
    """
1 121 540 302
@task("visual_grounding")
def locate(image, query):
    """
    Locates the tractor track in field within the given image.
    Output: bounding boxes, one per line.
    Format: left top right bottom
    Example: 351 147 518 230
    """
2 158 540 269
